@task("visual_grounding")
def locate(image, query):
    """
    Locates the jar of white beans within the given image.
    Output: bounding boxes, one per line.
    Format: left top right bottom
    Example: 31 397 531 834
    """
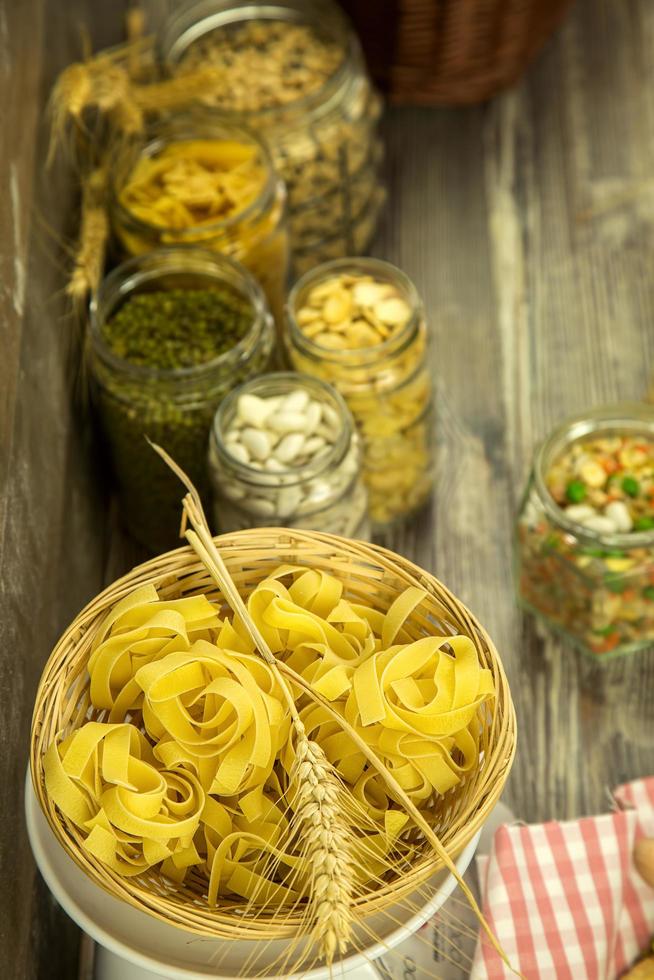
208 372 370 538
284 257 434 528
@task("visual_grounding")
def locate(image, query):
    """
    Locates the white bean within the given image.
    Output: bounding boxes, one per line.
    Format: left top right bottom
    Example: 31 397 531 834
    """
229 442 250 466
277 486 303 517
304 401 322 435
237 393 275 428
581 514 618 534
282 389 310 413
248 497 276 516
267 411 308 434
303 436 327 457
275 433 305 464
565 504 597 523
240 428 271 461
604 500 633 532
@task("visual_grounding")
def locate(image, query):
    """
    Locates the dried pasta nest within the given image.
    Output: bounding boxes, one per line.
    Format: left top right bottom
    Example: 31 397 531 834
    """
30 528 515 941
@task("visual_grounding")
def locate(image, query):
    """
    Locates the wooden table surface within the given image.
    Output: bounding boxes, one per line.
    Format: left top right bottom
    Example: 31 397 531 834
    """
2 0 654 975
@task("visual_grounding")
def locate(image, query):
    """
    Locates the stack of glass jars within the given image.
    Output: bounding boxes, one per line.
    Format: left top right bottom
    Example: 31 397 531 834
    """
159 0 385 275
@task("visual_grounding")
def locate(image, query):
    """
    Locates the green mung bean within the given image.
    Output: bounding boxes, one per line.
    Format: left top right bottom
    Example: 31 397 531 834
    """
93 282 272 553
102 288 252 367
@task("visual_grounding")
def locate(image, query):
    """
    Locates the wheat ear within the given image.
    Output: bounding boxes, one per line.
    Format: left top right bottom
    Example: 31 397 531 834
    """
149 442 353 965
67 167 109 306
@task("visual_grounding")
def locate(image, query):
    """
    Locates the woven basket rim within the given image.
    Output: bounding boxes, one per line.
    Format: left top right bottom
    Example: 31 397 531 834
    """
30 528 516 943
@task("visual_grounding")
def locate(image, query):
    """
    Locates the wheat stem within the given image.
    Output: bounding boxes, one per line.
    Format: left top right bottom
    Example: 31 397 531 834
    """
67 167 109 306
149 441 354 963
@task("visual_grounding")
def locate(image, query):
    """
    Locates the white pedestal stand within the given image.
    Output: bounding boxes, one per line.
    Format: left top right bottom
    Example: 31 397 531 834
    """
26 774 489 980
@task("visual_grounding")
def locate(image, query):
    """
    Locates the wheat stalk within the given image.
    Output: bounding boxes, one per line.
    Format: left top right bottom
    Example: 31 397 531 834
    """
149 442 354 965
67 167 109 306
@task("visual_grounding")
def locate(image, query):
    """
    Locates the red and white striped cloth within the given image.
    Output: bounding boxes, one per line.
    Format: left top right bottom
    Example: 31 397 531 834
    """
471 777 654 979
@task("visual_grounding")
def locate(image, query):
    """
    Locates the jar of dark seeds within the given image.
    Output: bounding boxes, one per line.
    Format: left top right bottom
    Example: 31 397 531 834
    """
89 247 274 553
160 0 385 274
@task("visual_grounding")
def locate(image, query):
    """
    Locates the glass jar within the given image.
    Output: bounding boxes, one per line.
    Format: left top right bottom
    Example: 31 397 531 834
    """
516 403 654 658
159 0 385 274
209 372 369 537
109 113 289 328
89 248 274 553
285 257 434 528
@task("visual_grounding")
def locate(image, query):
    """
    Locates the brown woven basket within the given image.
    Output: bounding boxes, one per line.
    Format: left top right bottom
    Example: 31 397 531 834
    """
341 0 573 104
30 528 516 941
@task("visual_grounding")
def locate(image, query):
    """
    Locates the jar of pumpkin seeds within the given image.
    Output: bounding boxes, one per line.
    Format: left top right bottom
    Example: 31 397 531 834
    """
159 0 385 274
89 247 274 553
285 257 434 528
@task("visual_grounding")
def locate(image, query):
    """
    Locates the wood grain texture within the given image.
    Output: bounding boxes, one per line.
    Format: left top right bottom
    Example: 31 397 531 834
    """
376 0 654 822
3 0 654 977
0 2 126 977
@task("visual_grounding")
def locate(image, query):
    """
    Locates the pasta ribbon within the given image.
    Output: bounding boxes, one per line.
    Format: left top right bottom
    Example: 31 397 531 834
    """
43 566 495 904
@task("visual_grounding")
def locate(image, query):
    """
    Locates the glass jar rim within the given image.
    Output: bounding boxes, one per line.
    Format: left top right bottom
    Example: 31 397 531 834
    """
533 402 654 547
212 370 355 485
90 246 270 382
285 257 424 364
109 115 283 242
159 0 359 123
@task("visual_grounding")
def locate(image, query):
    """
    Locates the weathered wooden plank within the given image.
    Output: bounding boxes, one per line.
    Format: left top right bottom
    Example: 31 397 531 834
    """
0 2 127 978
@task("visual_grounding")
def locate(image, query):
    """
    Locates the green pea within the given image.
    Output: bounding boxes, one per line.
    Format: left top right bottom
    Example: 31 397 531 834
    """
592 625 617 636
566 479 587 503
634 516 654 531
622 476 640 497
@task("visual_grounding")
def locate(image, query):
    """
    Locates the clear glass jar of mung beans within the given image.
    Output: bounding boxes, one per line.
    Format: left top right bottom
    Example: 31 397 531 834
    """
90 247 274 553
284 257 434 528
516 403 654 658
209 371 369 537
159 0 385 275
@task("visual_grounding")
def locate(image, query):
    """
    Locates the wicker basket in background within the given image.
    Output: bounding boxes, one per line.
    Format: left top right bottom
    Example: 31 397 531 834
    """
340 0 573 104
30 528 516 942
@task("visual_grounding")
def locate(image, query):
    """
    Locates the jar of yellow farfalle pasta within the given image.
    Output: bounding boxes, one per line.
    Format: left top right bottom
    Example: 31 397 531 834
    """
285 257 434 528
109 113 289 327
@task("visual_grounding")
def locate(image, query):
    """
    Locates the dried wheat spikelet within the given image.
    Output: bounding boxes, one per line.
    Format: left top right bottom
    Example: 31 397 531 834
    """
154 443 518 974
67 167 109 305
30 428 517 975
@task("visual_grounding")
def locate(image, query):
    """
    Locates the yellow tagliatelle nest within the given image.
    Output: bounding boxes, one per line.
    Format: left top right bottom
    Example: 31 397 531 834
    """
118 139 268 231
44 567 494 904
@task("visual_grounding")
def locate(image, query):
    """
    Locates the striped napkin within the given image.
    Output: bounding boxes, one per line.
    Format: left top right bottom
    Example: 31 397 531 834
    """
472 777 654 979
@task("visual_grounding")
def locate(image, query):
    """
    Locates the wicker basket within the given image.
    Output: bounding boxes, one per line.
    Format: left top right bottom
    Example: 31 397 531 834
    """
30 528 515 941
340 0 573 104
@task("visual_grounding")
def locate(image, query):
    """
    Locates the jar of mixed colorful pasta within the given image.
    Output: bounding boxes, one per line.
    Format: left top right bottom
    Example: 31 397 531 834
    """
89 248 274 553
209 371 369 537
285 257 434 528
159 0 385 275
109 113 288 327
517 403 654 658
